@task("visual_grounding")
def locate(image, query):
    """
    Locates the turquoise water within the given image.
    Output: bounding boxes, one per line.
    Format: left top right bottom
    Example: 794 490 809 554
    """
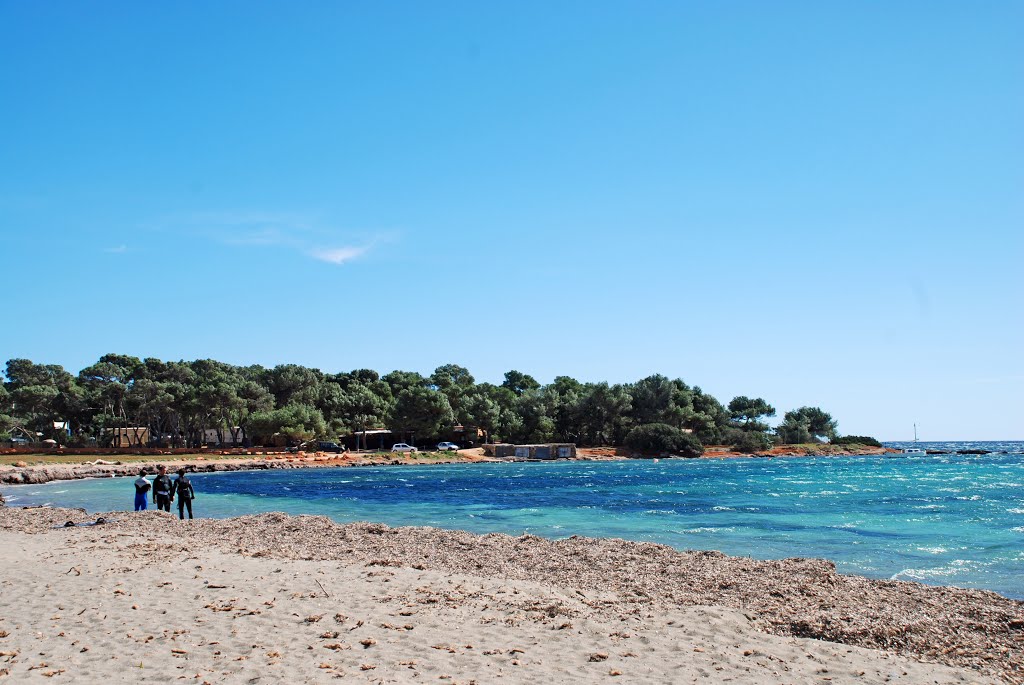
4 441 1022 599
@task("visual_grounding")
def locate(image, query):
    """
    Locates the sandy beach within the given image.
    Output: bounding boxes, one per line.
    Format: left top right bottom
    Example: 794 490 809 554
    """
0 506 1019 684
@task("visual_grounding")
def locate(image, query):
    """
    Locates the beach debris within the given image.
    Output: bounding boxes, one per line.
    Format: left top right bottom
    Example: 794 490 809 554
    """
359 664 376 671
3 506 1022 684
304 614 324 623
609 669 622 676
65 567 81 576
316 579 330 597
359 638 376 648
323 643 349 651
589 652 609 662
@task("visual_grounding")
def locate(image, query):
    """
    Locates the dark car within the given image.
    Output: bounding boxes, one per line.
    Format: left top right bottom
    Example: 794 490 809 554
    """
317 441 345 453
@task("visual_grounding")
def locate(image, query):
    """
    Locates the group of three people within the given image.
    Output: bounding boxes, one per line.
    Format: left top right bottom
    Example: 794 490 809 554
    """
133 465 197 520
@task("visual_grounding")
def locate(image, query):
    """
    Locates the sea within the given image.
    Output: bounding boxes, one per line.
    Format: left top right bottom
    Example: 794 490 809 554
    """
3 441 1022 599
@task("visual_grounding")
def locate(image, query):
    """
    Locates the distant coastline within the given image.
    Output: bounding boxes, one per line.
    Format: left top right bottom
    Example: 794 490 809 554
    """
6 441 1016 488
0 443 895 486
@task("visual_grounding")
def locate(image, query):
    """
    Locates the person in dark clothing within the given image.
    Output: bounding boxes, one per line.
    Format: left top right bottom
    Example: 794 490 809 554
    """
171 468 196 520
152 465 173 512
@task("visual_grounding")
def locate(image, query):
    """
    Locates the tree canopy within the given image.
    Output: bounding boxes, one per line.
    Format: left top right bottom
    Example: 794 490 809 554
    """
1 355 850 451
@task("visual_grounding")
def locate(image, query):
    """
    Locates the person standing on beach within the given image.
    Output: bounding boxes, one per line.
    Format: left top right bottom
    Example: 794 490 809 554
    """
171 468 196 520
133 470 151 511
152 465 173 512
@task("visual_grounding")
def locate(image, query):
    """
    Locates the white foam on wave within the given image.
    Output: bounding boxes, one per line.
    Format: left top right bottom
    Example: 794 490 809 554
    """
712 505 735 511
892 566 957 580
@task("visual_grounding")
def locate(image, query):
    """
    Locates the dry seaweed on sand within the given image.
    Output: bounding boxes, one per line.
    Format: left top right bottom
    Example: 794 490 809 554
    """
2 506 1021 684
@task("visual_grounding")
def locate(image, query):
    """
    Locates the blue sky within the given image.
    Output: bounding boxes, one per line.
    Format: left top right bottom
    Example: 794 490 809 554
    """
1 1 1021 440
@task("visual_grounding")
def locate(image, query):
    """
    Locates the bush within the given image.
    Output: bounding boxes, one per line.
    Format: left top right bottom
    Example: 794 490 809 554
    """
832 435 882 448
623 423 703 458
728 430 772 453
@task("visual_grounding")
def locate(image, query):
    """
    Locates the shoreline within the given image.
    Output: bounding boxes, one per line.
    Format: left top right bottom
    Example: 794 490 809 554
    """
0 506 1019 683
0 445 893 486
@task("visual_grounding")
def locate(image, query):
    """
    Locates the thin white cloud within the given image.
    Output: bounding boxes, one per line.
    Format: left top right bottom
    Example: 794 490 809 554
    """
150 209 387 265
309 246 369 265
103 245 129 254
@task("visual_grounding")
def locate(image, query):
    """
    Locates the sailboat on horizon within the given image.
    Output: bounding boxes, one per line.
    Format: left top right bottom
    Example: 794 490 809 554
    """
902 424 926 455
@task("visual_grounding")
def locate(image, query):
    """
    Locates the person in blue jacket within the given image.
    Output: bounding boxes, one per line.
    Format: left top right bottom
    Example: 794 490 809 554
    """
133 470 151 511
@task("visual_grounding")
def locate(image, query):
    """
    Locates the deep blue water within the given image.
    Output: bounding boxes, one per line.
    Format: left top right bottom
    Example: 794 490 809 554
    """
3 441 1022 599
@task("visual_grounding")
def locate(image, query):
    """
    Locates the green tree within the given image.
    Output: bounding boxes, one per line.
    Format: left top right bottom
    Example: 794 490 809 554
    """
680 387 729 444
623 423 703 458
390 387 454 443
5 359 81 445
342 381 394 449
78 354 143 444
728 396 776 432
267 364 323 407
545 376 585 444
510 390 554 443
776 406 837 443
383 370 427 397
501 370 540 396
628 374 682 426
430 364 475 425
0 383 14 436
248 403 328 443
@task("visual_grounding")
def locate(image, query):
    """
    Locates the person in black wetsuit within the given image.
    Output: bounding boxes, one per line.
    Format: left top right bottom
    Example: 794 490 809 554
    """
171 468 196 520
152 465 173 512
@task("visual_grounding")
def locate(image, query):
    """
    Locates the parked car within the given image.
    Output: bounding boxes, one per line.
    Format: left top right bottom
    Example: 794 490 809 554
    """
391 443 418 453
436 442 460 452
317 441 344 453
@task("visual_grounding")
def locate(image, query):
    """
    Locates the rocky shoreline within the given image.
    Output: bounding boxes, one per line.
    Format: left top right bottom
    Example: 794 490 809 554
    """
0 446 899 486
0 455 464 486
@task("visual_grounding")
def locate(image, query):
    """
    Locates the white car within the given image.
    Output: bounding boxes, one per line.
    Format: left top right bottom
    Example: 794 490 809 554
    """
391 443 418 453
436 442 459 452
